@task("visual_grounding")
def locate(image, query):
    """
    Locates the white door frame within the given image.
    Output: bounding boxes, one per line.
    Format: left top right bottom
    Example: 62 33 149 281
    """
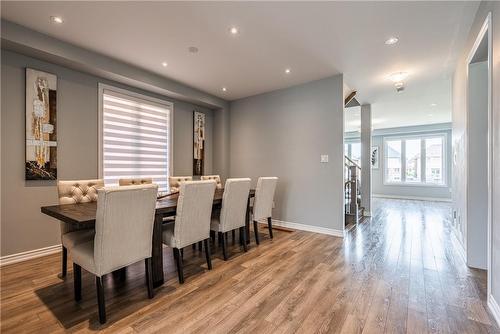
465 12 492 304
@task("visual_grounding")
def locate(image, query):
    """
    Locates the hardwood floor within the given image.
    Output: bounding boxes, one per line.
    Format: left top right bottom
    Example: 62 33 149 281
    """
1 198 499 333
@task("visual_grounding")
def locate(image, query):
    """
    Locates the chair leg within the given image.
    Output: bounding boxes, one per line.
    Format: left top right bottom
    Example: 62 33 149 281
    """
204 239 212 270
192 244 196 251
145 258 154 299
61 246 68 278
242 227 248 252
221 232 228 261
267 217 274 239
119 267 126 282
254 221 260 245
73 263 82 301
198 241 203 251
173 248 184 284
210 230 216 242
232 230 236 244
96 276 106 324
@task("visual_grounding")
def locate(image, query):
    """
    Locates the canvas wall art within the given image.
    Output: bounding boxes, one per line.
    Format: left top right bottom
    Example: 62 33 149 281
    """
25 68 57 180
371 146 379 169
193 111 205 176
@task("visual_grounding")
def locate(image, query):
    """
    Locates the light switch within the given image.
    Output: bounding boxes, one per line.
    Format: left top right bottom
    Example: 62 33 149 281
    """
320 155 329 163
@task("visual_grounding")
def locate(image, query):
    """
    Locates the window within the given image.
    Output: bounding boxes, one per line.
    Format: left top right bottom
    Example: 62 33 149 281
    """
99 85 172 191
344 141 361 166
383 134 446 186
385 140 401 182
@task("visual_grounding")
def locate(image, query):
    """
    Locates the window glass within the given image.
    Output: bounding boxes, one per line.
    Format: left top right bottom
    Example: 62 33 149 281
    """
425 137 443 184
405 139 421 183
386 140 402 182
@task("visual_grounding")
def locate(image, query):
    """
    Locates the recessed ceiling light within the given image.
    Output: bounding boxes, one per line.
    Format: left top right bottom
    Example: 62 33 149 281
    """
285 68 291 74
430 103 437 107
161 62 168 67
188 46 199 53
50 16 63 24
385 37 399 45
229 27 239 35
428 114 433 117
388 71 409 82
222 87 227 92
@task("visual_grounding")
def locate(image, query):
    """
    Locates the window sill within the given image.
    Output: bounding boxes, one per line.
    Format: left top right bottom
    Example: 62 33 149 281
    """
383 182 448 188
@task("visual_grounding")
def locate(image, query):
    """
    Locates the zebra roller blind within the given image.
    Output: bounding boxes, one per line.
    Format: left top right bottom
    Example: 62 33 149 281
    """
101 88 171 191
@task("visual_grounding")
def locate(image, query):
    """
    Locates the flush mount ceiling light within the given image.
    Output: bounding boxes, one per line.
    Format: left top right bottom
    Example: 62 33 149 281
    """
388 71 409 82
188 46 199 54
285 68 291 74
161 62 168 67
222 87 227 92
385 37 399 45
430 103 437 107
50 16 63 24
229 27 239 35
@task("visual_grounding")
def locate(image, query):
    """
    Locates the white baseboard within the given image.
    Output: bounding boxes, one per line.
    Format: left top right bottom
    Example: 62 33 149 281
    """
373 194 452 202
488 295 500 327
271 219 344 238
0 244 62 267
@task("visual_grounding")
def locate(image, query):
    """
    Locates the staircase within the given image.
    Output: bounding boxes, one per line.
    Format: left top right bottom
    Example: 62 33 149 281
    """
345 156 364 227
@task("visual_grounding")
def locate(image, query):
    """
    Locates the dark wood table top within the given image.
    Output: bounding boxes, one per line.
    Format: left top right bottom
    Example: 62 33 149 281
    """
41 188 255 226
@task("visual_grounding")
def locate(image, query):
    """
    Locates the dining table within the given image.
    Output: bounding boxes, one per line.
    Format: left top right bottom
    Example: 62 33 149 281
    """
41 188 255 288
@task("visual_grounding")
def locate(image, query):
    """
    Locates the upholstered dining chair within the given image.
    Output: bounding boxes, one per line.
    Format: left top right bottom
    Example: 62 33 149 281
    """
168 176 193 193
201 175 223 189
57 179 104 278
71 184 158 324
252 177 278 245
210 178 251 260
162 180 216 283
118 177 153 186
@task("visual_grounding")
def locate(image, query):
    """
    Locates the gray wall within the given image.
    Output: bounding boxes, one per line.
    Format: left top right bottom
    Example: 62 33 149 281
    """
452 1 500 304
229 75 344 231
1 50 214 256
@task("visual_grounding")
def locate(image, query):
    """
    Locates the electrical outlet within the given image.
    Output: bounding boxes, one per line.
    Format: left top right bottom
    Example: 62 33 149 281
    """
320 155 329 163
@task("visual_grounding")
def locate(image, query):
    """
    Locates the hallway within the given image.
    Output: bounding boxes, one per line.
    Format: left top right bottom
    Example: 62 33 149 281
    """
1 199 498 333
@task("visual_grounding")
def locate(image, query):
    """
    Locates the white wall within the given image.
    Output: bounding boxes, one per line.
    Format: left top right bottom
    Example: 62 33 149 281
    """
229 75 345 232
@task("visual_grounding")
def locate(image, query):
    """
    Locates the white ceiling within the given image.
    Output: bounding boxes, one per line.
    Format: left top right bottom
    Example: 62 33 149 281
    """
2 1 478 128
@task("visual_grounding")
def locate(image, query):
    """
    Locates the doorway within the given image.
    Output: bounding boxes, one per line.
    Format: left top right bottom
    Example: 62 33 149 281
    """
466 12 492 292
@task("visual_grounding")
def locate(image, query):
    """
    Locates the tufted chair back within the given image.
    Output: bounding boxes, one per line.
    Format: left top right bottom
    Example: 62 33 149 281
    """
119 178 153 186
168 176 193 193
253 177 278 221
201 175 223 189
57 179 104 234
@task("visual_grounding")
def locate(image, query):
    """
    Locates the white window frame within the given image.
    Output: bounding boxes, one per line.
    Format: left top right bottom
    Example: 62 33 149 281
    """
383 133 447 187
98 83 174 184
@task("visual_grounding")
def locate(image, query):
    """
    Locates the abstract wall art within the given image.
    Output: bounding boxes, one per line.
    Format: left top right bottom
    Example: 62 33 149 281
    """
25 68 57 180
371 146 379 169
193 111 205 176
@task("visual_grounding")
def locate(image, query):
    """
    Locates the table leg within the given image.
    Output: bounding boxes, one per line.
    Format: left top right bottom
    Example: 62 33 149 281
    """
152 213 164 288
245 197 251 245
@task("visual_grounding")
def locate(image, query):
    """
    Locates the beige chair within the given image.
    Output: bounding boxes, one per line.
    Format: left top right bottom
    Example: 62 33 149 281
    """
252 177 278 245
57 179 104 278
71 184 158 324
118 177 153 186
210 178 251 260
162 180 216 283
168 176 193 193
201 175 223 189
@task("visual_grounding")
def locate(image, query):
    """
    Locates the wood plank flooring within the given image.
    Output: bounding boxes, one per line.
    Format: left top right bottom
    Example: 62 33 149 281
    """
1 198 499 333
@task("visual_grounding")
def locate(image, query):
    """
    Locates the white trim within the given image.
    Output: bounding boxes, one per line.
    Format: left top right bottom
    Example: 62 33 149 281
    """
271 219 344 238
373 194 452 202
465 12 492 297
488 295 500 327
97 83 174 181
0 244 62 267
